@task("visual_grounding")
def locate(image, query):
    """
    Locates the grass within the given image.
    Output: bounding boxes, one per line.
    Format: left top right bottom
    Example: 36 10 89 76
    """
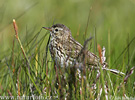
0 0 135 99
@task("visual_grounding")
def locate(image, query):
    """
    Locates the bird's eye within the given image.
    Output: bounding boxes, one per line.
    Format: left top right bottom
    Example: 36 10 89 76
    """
55 28 58 32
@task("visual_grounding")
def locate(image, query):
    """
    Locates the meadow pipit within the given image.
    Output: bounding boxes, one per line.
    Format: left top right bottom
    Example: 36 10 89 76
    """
43 24 99 69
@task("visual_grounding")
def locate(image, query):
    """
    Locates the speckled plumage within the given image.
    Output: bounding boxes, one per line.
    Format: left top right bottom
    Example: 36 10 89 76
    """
43 24 99 68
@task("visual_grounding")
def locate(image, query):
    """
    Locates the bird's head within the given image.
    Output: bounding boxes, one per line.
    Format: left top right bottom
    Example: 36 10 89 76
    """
43 24 71 40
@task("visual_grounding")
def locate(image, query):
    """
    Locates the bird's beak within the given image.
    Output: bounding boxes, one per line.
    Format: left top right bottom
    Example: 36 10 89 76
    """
42 27 52 31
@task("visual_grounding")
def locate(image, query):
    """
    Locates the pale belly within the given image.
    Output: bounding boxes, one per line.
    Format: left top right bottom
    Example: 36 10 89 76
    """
49 40 74 67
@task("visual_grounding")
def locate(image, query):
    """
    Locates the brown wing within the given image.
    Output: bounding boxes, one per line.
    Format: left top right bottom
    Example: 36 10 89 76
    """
63 37 99 66
85 50 99 66
63 37 82 58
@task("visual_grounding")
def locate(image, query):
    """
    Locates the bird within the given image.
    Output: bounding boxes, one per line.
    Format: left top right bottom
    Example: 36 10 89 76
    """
42 24 125 99
43 24 99 69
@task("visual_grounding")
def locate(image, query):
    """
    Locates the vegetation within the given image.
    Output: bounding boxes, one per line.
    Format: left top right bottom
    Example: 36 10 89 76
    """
0 0 135 99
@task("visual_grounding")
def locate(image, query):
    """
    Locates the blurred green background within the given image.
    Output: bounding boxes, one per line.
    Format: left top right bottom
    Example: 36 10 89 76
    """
0 0 135 67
